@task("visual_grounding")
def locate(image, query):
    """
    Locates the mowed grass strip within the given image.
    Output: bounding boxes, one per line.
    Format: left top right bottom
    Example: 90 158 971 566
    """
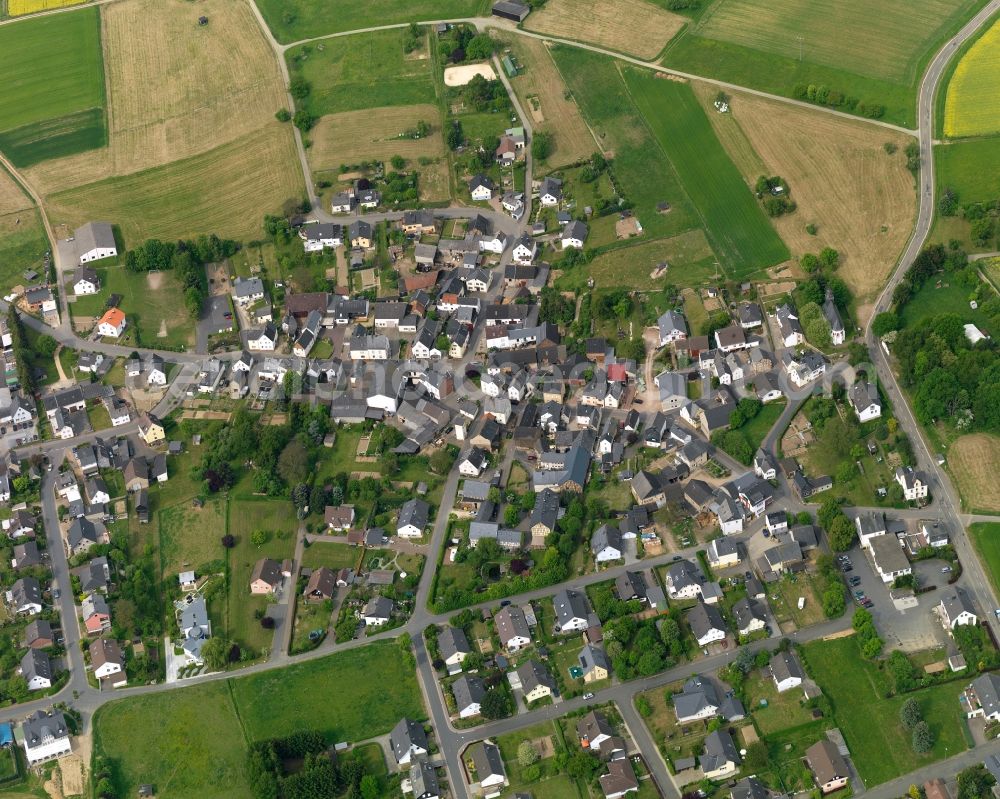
44 123 303 246
948 435 1000 514
288 29 436 116
968 522 1000 596
7 0 88 14
230 641 425 742
695 83 916 304
550 47 700 242
93 682 252 799
257 0 489 44
624 70 788 276
945 19 1000 138
694 0 971 83
525 0 685 60
802 636 969 784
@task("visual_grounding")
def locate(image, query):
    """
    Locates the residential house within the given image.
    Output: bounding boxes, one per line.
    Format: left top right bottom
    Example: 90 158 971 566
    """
538 177 563 206
20 711 72 765
363 595 394 627
249 558 282 594
673 675 719 722
688 602 726 646
731 597 766 637
390 718 429 765
657 310 688 346
439 626 471 670
701 729 740 779
850 381 882 422
771 651 804 693
410 761 440 799
469 174 495 201
578 644 611 682
896 466 929 501
324 505 355 532
513 659 555 703
665 560 702 600
303 568 336 603
707 537 741 569
615 571 646 602
775 304 804 347
869 533 911 583
600 760 639 799
8 577 43 615
468 741 506 795
20 649 53 691
939 588 978 629
561 220 588 250
71 267 100 295
90 638 126 687
805 739 850 794
23 620 54 649
82 594 112 634
591 524 623 563
495 605 532 651
398 499 430 538
553 588 590 633
96 308 127 338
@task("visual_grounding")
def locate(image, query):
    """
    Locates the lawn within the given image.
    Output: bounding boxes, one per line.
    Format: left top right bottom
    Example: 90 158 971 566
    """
226 498 298 654
93 681 251 799
661 0 988 127
550 47 701 243
947 434 1000 514
623 69 789 277
720 401 787 461
0 207 49 296
557 229 718 292
898 274 994 333
287 29 436 116
256 0 489 44
968 523 1000 597
0 7 106 166
301 541 363 572
935 137 1000 204
744 672 817 734
944 18 1000 138
159 497 228 578
230 641 424 742
69 264 195 350
497 718 583 797
766 575 825 630
801 635 969 784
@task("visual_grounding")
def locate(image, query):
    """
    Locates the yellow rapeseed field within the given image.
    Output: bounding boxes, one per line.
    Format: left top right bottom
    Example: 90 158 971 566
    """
945 19 1000 138
7 0 87 16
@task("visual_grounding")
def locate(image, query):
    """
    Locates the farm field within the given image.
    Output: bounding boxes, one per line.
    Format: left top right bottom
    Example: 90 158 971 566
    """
935 137 1000 203
550 47 700 242
287 29 436 116
557 230 717 291
68 264 195 349
230 642 424 742
256 0 488 44
506 37 596 168
44 124 303 246
525 0 685 60
0 167 48 293
944 19 1000 138
309 105 450 202
662 0 985 125
968 522 1000 596
24 0 287 195
624 70 789 277
158 497 228 578
801 635 969 784
93 682 250 799
695 83 917 306
0 8 105 167
948 434 1000 514
7 0 89 12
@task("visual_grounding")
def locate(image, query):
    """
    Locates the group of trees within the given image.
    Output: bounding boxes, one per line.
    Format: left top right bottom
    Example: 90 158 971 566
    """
791 83 885 118
710 397 765 465
899 697 934 753
883 244 1000 433
5 305 35 395
937 186 1000 248
755 175 795 216
125 235 238 320
819 498 857 552
247 730 382 799
815 554 847 617
438 25 494 64
531 131 554 162
852 608 883 659
462 73 510 113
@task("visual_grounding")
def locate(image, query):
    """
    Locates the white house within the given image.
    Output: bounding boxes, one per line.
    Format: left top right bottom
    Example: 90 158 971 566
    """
561 221 588 250
90 638 126 687
939 589 978 629
591 524 623 564
458 448 488 477
896 466 929 501
770 651 804 693
96 308 127 339
21 712 72 765
71 267 100 295
363 596 394 627
688 602 726 646
775 304 804 347
850 381 881 422
469 174 494 201
247 324 278 352
75 222 117 264
538 177 563 206
511 234 537 265
657 310 688 346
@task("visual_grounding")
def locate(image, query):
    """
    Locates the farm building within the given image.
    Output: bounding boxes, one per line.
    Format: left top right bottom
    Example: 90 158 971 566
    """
492 0 530 22
75 222 118 264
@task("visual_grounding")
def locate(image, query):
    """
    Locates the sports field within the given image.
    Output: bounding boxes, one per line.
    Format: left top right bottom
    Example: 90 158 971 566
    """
936 137 1000 203
0 8 105 166
944 19 1000 138
257 0 488 44
696 84 916 305
287 28 436 116
7 0 87 14
525 0 685 60
25 0 287 194
310 105 450 202
948 434 1000 513
550 47 700 242
624 70 789 276
507 37 596 167
44 124 304 246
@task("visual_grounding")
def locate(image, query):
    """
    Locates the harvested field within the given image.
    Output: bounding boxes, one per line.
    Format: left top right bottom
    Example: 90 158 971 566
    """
44 124 303 246
443 63 497 86
7 0 87 13
507 38 595 167
692 0 974 83
945 20 1000 138
696 84 917 306
949 433 1000 513
0 168 33 216
25 0 286 194
310 105 450 201
526 0 685 60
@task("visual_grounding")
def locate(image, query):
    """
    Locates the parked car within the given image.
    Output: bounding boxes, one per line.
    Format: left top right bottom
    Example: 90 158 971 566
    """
941 566 952 573
583 692 595 700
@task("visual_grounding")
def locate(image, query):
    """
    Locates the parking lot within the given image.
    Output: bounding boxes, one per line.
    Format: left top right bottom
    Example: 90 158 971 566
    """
839 544 951 652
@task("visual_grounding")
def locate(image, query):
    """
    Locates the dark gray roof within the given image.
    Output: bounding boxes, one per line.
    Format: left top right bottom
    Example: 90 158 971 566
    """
770 651 804 683
439 626 471 661
398 498 430 531
22 711 68 747
452 674 486 710
674 675 719 719
553 588 590 627
389 718 428 762
20 648 52 682
687 601 725 640
470 741 505 780
702 729 740 772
